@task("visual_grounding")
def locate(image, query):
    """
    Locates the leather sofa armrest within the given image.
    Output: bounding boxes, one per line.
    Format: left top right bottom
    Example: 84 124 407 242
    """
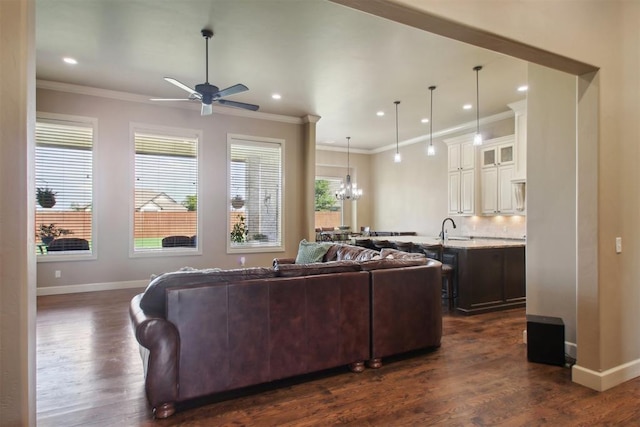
129 293 179 417
272 257 296 267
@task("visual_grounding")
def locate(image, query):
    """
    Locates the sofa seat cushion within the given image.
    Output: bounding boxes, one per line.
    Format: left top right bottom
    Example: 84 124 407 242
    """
275 260 361 277
295 240 333 264
359 258 428 271
140 267 276 315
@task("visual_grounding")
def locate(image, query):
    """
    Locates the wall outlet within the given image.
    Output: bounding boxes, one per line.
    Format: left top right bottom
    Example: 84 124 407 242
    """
55 270 61 279
239 256 246 266
615 237 622 254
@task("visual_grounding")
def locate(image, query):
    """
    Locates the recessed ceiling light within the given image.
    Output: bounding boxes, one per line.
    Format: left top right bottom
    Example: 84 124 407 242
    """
421 118 429 123
463 104 472 110
517 85 529 92
271 93 281 100
325 140 335 144
63 57 78 65
376 111 384 117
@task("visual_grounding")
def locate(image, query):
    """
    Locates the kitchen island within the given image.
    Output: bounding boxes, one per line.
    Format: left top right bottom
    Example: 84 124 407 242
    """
354 235 526 315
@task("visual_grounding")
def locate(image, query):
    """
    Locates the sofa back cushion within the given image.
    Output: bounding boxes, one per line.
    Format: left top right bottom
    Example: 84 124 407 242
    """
140 267 276 315
275 260 361 277
360 257 428 271
380 248 426 260
325 244 380 262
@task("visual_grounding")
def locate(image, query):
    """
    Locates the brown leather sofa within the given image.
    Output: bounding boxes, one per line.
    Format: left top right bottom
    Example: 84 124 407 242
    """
130 244 442 418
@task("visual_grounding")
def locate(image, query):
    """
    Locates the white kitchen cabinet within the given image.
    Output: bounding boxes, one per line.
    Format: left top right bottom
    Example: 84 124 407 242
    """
448 140 475 171
445 134 476 215
481 142 515 168
480 136 516 214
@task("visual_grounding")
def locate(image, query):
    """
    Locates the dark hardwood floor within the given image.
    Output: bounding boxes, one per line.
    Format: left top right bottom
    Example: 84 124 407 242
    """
37 288 640 426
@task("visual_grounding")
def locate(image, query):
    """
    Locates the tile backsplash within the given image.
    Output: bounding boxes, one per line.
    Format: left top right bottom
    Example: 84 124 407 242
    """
452 215 526 239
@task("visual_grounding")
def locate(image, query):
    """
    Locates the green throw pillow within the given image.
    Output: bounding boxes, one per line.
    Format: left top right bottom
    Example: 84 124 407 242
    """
295 239 332 264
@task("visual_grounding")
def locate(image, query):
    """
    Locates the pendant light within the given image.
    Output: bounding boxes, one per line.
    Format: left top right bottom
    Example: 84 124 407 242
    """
394 101 401 163
335 137 362 201
427 86 436 156
473 65 483 146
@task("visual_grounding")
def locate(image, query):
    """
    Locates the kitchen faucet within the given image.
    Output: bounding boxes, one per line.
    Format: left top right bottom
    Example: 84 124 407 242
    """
440 217 457 240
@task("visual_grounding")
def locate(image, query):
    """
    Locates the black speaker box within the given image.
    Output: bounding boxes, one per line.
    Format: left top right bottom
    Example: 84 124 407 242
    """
526 314 565 366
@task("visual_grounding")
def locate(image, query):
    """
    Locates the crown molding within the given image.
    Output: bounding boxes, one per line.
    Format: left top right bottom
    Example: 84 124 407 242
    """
316 110 515 154
36 80 304 125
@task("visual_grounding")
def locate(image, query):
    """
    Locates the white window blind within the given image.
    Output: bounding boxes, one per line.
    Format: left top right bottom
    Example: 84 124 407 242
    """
35 118 94 256
134 130 199 251
229 137 282 250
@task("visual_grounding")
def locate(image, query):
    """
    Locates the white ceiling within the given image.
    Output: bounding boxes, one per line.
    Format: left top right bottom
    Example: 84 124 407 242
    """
35 0 527 152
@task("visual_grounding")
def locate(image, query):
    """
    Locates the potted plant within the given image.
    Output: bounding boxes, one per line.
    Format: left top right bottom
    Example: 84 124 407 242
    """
38 223 72 246
231 195 245 210
37 187 57 208
230 215 248 244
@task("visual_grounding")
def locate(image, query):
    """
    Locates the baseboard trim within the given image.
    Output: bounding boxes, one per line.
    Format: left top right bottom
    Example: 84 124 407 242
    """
565 341 577 359
37 280 148 296
572 358 640 391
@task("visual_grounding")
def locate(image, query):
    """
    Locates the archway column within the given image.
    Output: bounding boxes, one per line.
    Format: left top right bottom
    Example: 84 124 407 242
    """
0 0 37 424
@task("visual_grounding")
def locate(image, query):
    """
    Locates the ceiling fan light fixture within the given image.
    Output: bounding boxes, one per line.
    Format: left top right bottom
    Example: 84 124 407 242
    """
473 65 483 146
394 100 401 163
201 103 213 116
427 85 436 156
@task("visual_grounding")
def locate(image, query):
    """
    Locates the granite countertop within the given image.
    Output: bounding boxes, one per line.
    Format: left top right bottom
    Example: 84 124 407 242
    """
353 234 526 249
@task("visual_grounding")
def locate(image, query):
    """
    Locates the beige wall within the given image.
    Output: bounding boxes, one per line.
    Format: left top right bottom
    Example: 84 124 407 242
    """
316 148 372 231
367 116 518 237
381 0 639 388
371 139 447 235
526 64 577 351
36 88 305 289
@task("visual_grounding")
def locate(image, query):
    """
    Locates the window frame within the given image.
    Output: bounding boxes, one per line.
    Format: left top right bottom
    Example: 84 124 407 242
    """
227 134 285 254
36 112 98 263
129 122 203 258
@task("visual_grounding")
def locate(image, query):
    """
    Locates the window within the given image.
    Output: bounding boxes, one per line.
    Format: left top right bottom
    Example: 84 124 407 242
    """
35 115 95 259
132 125 200 254
315 177 343 229
228 135 283 252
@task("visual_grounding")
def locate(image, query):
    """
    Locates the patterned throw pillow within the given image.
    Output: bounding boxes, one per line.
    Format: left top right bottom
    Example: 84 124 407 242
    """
295 239 332 264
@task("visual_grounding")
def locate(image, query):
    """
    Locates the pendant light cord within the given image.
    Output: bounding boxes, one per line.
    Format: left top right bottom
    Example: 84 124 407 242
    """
429 86 435 145
346 136 350 174
394 101 400 153
474 66 482 134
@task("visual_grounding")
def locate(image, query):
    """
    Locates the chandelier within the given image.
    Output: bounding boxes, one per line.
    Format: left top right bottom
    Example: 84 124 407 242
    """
335 136 362 201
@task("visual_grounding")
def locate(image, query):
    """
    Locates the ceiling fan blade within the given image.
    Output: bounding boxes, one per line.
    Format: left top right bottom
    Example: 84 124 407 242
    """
164 77 199 97
215 83 249 99
150 98 193 101
201 103 213 116
217 99 260 111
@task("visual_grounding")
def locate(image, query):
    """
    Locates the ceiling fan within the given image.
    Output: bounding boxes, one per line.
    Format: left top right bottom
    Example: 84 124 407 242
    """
151 29 259 115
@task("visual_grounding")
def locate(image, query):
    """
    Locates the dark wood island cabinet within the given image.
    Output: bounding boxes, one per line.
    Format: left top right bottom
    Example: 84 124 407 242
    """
444 245 525 315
